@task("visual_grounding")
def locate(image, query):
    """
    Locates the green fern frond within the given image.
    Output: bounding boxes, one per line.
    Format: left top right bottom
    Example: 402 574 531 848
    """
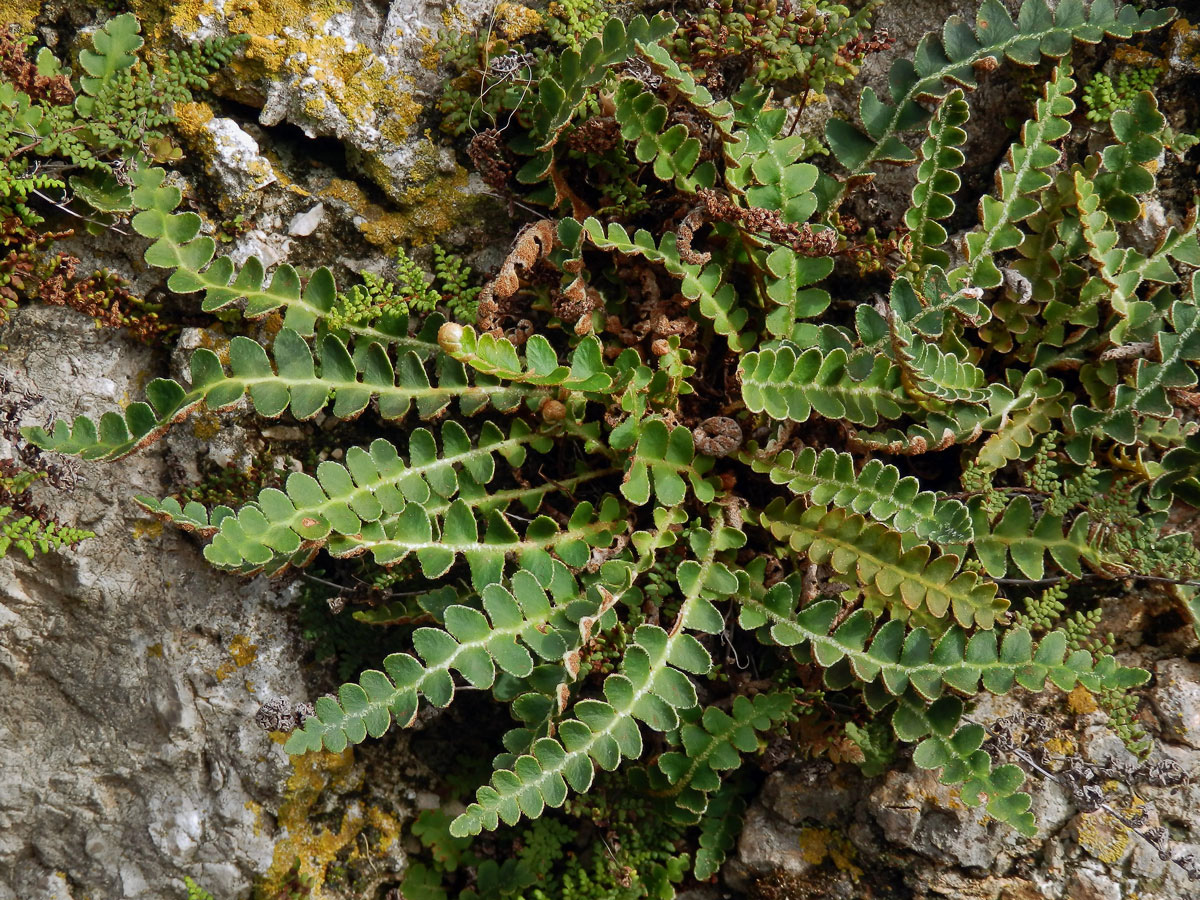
23 330 545 461
622 420 717 506
450 523 741 836
758 501 1005 628
825 0 1170 206
740 446 972 543
905 89 969 272
951 60 1076 290
129 164 435 352
580 218 753 351
286 567 592 753
649 693 793 819
972 495 1096 579
739 344 911 427
437 325 612 391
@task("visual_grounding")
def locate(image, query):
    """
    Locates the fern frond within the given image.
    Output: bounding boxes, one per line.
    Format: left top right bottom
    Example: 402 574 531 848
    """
516 14 677 181
613 80 709 191
129 164 436 352
0 508 93 559
739 344 911 427
739 592 1140 703
76 14 143 114
890 315 990 406
622 419 718 506
438 325 612 391
972 495 1095 579
758 501 1005 628
905 89 969 271
635 40 738 145
694 781 747 880
23 330 545 461
1069 279 1200 457
650 693 793 818
976 369 1067 469
580 218 753 351
286 569 589 752
450 524 742 836
762 248 834 338
136 421 550 571
739 446 972 542
951 60 1076 289
825 0 1169 206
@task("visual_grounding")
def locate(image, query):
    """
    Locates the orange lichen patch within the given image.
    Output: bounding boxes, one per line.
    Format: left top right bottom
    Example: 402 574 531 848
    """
797 827 864 879
230 633 259 666
1075 793 1145 865
263 746 362 895
1044 736 1077 757
364 806 402 852
191 412 222 441
1112 44 1163 67
216 633 258 681
1068 685 1099 716
1170 19 1200 67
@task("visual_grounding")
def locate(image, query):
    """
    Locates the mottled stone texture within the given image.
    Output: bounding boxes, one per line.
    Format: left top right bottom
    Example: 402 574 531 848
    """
0 307 294 898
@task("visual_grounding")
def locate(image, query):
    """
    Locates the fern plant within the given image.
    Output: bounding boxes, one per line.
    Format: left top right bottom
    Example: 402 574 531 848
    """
23 0 1200 889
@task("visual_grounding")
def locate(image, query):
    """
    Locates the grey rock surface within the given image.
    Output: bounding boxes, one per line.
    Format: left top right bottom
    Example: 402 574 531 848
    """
0 307 293 898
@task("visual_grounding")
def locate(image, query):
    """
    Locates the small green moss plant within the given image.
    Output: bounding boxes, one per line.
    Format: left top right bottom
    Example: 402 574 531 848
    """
25 0 1200 890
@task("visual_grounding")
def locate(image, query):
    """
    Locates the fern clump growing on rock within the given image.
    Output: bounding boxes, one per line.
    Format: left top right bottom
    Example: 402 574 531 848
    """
23 0 1200 890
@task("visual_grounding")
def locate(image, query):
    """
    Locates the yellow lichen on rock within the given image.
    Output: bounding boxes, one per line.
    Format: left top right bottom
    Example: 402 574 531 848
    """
172 101 216 147
322 144 482 248
1068 685 1099 716
257 746 403 898
495 3 545 40
1075 794 1145 865
216 633 259 681
262 746 361 897
8 0 42 32
797 827 864 879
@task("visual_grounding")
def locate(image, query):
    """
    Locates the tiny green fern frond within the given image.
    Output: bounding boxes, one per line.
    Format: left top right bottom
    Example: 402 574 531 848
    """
951 60 1076 290
136 421 547 573
286 568 588 753
0 509 92 559
437 325 612 391
622 419 718 506
972 495 1096 579
649 693 794 820
580 218 753 351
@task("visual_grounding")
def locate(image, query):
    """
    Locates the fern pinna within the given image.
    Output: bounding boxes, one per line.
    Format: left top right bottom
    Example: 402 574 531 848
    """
27 0 1200 882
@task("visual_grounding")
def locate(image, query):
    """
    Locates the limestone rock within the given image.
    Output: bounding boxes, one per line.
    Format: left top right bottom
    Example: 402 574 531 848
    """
1151 659 1200 749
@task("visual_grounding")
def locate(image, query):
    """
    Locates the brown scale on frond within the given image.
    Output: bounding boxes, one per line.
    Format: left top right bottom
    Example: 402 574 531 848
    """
697 188 837 257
